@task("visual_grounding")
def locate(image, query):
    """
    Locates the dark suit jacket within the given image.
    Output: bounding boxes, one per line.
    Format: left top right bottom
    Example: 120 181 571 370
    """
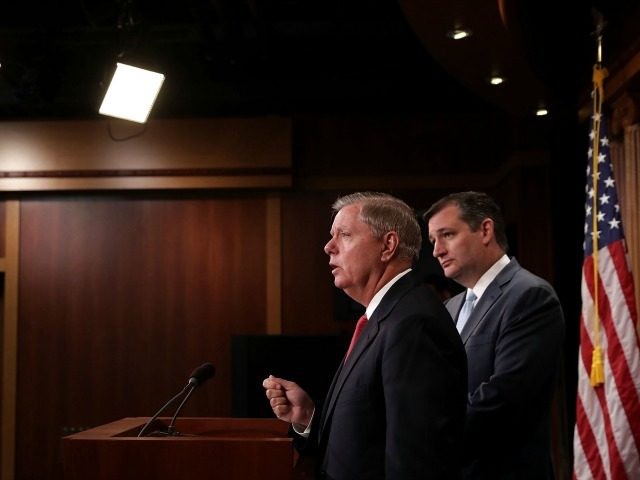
297 271 467 480
445 258 565 480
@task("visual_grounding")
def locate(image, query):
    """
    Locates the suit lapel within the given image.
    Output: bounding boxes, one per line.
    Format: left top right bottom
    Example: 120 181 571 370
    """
459 287 500 342
318 272 415 440
460 258 521 343
446 294 464 326
319 318 379 434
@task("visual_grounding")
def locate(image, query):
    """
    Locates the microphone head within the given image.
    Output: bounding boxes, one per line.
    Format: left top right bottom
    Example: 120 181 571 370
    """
188 362 215 387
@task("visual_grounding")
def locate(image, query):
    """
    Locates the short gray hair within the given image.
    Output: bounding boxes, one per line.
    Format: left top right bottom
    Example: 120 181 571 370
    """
332 192 422 261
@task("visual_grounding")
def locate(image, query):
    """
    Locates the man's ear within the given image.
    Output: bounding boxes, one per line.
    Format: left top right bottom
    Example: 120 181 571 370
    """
381 231 400 262
480 218 495 246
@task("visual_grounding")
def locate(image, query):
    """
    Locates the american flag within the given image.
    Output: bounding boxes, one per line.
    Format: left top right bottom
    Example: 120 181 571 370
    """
572 105 640 479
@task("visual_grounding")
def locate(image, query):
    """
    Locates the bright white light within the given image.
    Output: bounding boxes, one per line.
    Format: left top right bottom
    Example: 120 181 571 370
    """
99 63 165 123
448 29 472 40
489 76 505 85
536 108 549 116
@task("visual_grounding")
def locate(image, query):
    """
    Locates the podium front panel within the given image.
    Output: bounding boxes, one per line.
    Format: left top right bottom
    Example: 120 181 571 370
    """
62 417 296 480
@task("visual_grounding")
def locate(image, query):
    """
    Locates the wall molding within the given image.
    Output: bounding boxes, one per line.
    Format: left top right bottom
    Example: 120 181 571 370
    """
0 118 292 192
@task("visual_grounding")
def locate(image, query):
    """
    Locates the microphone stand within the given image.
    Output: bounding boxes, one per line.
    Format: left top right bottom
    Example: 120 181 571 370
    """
166 383 197 435
137 384 190 437
138 362 214 437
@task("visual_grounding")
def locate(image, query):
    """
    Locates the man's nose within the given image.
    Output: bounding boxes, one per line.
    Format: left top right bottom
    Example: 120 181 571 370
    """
324 239 334 255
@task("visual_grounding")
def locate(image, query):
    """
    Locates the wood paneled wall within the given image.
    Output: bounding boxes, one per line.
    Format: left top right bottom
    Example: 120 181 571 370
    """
0 114 564 480
16 194 268 479
0 202 5 257
0 118 292 191
0 201 18 480
281 192 339 334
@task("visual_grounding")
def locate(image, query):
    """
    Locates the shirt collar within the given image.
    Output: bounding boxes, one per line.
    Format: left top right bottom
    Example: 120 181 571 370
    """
365 268 411 319
469 254 510 301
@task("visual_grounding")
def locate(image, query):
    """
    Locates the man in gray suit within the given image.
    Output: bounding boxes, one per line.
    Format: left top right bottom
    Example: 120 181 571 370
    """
263 191 467 479
424 191 565 480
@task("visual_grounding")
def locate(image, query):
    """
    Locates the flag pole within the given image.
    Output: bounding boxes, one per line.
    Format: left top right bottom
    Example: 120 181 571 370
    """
590 14 607 387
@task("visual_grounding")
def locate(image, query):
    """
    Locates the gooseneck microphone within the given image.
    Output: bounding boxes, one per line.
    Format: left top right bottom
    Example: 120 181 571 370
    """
187 362 216 387
138 362 215 437
166 363 215 435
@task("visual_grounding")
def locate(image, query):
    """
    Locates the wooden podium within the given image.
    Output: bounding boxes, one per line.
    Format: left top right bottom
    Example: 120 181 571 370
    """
62 417 301 480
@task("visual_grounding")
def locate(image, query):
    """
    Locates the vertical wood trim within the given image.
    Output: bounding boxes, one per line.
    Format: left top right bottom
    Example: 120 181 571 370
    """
1 201 19 480
623 125 640 329
265 195 282 334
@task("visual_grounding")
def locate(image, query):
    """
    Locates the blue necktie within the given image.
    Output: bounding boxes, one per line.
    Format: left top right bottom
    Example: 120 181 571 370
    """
457 290 477 333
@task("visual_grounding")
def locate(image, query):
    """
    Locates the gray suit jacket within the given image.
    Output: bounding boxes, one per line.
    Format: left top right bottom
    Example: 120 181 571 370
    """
446 258 565 480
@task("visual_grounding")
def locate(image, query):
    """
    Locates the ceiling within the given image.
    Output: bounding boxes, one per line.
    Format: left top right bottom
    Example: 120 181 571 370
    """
0 0 636 122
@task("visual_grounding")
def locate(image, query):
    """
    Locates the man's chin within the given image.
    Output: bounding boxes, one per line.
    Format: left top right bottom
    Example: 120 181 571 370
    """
441 267 457 280
332 277 349 290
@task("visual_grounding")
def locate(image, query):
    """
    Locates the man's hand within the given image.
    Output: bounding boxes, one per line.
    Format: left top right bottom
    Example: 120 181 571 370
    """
262 375 315 429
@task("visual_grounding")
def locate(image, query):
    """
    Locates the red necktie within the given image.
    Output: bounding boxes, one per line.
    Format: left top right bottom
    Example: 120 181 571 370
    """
345 314 368 360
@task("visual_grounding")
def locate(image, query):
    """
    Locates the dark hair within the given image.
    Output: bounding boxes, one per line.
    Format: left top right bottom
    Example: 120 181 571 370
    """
332 192 422 261
422 191 509 252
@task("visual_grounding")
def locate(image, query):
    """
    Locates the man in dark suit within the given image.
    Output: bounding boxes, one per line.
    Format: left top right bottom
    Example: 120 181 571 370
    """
424 191 565 480
263 191 467 480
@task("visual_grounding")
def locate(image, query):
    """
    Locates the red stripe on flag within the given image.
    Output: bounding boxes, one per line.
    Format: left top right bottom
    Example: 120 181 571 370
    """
575 392 606 479
578 330 626 479
606 242 640 450
579 257 628 478
608 241 640 352
575 100 640 480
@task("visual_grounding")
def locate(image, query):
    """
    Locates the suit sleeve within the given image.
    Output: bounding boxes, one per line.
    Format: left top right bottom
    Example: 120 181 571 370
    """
465 284 565 452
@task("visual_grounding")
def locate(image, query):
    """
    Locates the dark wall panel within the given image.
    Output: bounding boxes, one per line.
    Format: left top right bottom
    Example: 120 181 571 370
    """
16 194 267 480
0 200 5 257
231 334 348 418
281 192 340 334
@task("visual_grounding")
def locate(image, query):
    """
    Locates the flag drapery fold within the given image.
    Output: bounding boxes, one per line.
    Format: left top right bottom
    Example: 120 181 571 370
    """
573 64 640 480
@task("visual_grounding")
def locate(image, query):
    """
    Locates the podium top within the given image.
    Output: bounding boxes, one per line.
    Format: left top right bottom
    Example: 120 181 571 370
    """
64 417 292 440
